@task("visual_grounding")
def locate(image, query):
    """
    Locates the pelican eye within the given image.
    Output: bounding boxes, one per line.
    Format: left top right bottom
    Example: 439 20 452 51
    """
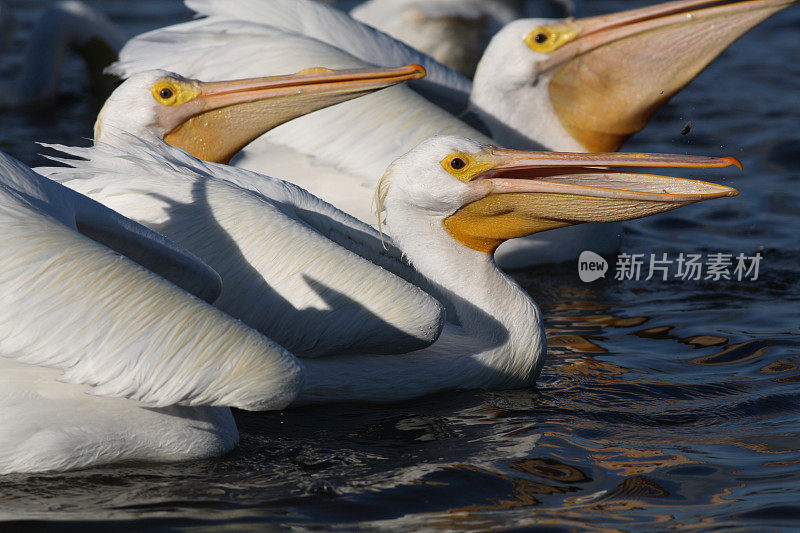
524 22 580 53
151 79 200 106
441 153 494 181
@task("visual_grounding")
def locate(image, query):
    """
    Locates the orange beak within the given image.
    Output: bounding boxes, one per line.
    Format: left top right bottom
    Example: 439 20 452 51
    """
443 148 741 253
524 0 797 151
161 64 426 163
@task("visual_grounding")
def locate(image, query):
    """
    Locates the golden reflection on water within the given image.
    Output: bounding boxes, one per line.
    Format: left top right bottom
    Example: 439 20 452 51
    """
554 357 637 377
760 358 800 382
694 433 800 457
635 325 675 339
681 335 729 348
412 465 743 532
761 359 798 374
689 340 773 366
538 435 696 476
589 446 694 477
547 334 607 353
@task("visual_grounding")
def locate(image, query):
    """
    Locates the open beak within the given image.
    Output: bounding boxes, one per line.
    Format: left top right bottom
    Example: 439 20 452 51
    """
163 64 426 163
442 148 740 254
537 0 796 152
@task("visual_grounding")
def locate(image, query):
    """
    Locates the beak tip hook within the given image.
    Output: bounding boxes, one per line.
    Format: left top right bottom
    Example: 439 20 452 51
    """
726 157 744 171
409 64 427 79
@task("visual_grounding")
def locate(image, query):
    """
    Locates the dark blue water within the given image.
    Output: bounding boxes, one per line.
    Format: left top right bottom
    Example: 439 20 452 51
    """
1 0 799 530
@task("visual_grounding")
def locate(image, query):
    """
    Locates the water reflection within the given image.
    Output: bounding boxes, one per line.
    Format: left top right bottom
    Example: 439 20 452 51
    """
690 340 775 366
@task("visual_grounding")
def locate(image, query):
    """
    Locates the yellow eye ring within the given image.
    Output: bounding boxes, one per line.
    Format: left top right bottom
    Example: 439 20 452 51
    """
524 22 580 53
150 79 199 106
440 153 495 182
151 81 179 105
441 153 474 179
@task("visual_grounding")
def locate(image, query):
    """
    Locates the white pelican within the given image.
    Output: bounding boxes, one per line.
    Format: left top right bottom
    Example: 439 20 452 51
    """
108 0 794 267
351 0 520 77
0 149 303 474
0 1 126 108
470 0 798 152
46 66 449 359
44 134 740 405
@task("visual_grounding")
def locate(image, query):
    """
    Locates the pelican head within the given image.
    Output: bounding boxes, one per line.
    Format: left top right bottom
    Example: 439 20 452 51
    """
472 0 797 152
379 136 740 255
95 65 426 163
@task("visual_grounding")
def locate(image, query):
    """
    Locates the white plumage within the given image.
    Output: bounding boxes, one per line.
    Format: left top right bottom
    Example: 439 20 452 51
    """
41 133 444 358
0 150 303 474
302 137 547 404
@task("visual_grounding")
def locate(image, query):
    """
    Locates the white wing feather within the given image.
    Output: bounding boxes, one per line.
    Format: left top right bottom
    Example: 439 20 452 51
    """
180 0 473 112
0 151 302 410
2 141 223 302
38 136 445 358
